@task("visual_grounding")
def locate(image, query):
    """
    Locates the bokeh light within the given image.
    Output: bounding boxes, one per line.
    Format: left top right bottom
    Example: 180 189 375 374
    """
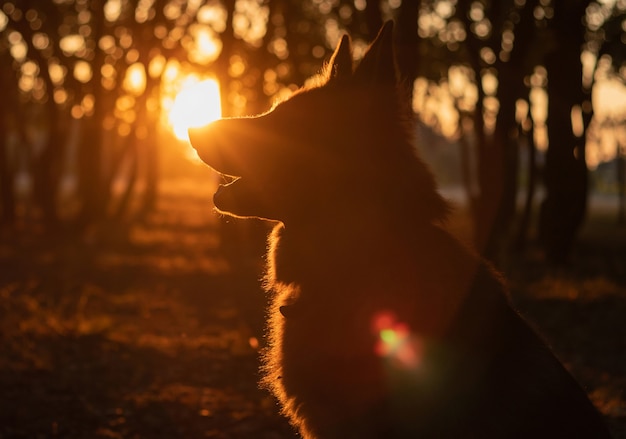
372 311 423 369
123 62 147 96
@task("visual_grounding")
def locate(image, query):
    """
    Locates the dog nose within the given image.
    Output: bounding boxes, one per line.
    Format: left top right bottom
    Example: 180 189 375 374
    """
188 120 242 177
188 123 211 145
188 122 217 156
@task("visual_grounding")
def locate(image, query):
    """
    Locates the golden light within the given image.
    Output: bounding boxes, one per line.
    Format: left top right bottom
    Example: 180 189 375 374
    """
53 88 68 104
8 31 27 61
123 62 146 96
188 25 222 64
233 0 269 46
148 54 166 78
104 0 122 22
593 77 626 120
81 94 95 117
32 32 49 50
570 105 584 138
0 10 7 32
60 34 86 55
73 60 93 83
197 4 227 31
98 35 116 53
167 76 221 142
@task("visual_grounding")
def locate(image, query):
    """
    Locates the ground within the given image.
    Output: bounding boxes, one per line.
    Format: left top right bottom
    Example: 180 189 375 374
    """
0 178 624 438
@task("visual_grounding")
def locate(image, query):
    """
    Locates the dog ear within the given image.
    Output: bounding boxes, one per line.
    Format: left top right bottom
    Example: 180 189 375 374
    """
327 34 353 82
353 21 396 86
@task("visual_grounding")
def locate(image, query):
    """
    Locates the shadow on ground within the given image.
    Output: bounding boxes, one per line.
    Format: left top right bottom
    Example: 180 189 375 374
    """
0 181 624 438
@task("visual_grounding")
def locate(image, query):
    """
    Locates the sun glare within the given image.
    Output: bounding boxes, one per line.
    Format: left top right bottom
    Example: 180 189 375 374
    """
167 76 221 142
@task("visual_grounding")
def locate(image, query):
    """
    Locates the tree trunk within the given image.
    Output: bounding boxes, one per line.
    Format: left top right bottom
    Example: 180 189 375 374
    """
113 135 139 220
364 0 383 41
515 117 538 250
77 0 107 225
0 100 14 225
0 57 18 225
34 75 66 228
539 0 591 264
482 68 520 260
142 118 158 216
617 145 625 225
216 0 237 117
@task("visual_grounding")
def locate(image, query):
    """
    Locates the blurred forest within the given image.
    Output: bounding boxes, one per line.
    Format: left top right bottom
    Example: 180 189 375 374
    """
0 0 625 261
0 0 625 438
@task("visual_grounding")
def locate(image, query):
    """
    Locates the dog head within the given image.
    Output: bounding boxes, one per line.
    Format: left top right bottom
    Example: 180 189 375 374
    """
189 22 447 225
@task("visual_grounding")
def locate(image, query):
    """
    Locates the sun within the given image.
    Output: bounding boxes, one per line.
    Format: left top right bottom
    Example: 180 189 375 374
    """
168 76 222 142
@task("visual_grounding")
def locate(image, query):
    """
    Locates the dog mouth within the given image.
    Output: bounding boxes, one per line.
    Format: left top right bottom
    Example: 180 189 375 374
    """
215 174 240 197
214 170 245 201
218 174 240 187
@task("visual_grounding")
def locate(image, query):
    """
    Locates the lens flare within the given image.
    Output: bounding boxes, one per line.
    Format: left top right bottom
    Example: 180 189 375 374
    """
372 311 423 369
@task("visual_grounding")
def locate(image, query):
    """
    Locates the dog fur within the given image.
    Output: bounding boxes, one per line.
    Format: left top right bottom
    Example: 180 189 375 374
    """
189 22 610 439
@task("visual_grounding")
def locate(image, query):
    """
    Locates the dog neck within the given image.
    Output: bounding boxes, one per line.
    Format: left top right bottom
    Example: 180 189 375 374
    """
265 211 435 288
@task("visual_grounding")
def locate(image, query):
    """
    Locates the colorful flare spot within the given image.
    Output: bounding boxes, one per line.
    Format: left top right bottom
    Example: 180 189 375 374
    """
380 328 398 345
372 311 423 369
